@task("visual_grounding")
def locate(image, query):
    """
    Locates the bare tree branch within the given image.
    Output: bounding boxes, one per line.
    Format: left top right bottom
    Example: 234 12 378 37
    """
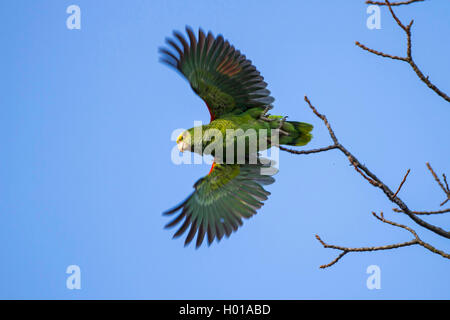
283 0 450 269
366 0 424 5
426 163 450 206
357 0 450 103
281 95 449 267
393 208 450 215
316 211 450 269
279 145 338 155
282 96 450 239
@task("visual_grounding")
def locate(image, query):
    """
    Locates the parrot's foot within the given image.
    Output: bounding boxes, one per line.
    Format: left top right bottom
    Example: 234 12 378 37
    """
259 105 276 122
277 116 289 136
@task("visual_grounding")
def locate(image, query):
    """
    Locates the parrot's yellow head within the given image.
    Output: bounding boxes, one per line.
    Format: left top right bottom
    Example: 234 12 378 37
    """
176 131 192 153
176 126 211 154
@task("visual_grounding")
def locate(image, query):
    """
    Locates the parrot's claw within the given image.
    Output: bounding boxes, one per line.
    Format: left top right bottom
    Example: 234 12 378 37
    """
259 105 276 122
277 116 289 136
261 116 276 122
262 105 273 115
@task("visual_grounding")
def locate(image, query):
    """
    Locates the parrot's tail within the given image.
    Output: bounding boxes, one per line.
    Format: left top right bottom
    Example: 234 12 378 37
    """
279 121 313 147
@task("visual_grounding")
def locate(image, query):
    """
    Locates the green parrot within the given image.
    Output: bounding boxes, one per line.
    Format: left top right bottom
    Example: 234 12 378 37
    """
159 27 313 248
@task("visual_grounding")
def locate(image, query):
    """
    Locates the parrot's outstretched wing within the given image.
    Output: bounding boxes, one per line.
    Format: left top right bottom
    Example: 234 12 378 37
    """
163 159 277 248
159 26 274 120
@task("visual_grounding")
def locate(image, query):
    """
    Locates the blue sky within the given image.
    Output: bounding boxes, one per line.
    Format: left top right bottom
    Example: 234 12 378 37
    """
1 0 449 299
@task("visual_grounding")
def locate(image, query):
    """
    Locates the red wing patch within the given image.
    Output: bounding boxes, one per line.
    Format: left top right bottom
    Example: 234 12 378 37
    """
207 161 216 175
205 102 215 121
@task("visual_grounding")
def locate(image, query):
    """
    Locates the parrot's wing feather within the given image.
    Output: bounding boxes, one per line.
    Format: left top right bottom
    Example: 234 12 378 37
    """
159 26 275 120
163 159 276 248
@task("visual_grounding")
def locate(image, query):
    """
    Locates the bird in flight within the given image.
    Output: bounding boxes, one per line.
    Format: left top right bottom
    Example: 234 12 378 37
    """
159 27 313 248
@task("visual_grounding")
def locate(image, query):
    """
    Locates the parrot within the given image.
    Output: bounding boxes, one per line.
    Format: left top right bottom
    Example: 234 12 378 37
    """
159 26 313 248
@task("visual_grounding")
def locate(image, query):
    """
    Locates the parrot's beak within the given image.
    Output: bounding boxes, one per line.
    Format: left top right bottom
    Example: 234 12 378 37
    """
176 132 191 152
177 141 184 152
177 141 189 152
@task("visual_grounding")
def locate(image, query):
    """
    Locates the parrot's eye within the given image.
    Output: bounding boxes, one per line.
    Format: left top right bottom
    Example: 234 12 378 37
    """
176 134 183 144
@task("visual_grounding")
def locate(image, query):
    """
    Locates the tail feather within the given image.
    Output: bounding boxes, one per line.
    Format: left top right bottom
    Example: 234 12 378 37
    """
279 121 313 146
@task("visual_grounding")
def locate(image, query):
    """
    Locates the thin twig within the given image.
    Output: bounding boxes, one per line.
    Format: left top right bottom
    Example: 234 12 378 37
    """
427 162 449 196
355 42 407 61
443 174 449 192
393 169 410 198
426 162 450 206
366 0 424 6
349 156 381 187
442 174 450 206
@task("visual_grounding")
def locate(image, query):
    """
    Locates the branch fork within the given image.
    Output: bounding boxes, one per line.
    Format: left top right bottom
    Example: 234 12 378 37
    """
356 0 450 102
